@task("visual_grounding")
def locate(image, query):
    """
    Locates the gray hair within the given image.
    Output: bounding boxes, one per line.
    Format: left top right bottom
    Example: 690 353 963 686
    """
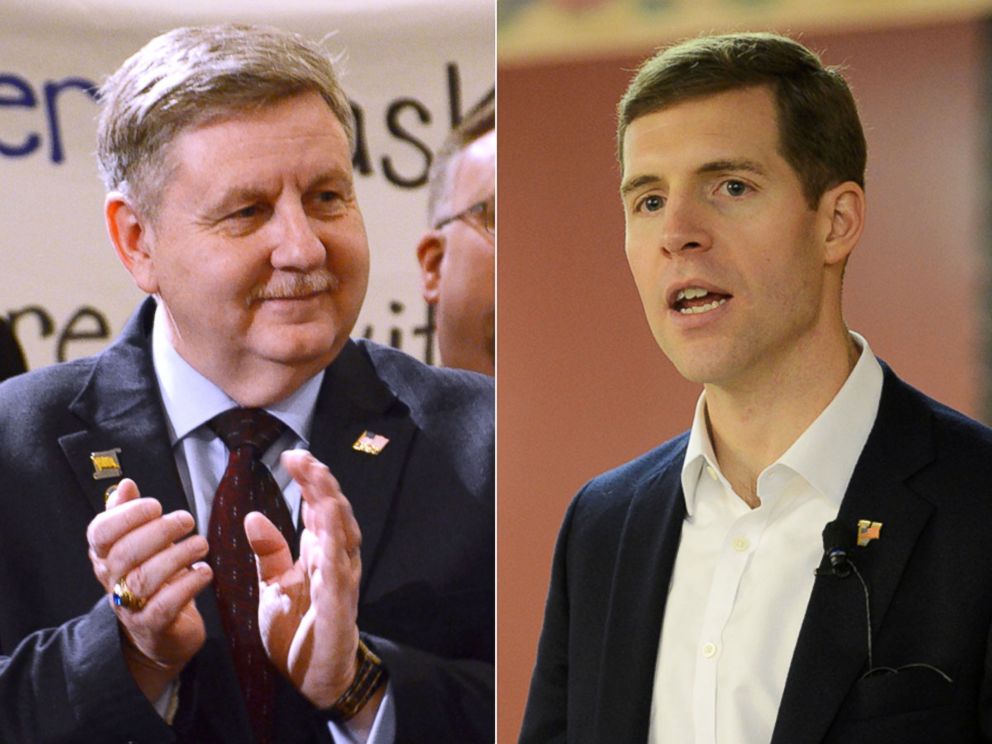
427 89 494 225
97 23 355 220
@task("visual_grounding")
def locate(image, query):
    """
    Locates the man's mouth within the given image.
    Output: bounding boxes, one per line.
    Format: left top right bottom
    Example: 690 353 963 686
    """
672 286 730 315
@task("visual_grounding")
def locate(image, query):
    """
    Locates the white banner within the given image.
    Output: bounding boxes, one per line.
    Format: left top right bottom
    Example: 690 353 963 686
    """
1 0 494 369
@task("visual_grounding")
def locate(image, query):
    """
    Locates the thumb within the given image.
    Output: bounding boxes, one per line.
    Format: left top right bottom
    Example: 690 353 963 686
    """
105 477 140 510
244 511 294 582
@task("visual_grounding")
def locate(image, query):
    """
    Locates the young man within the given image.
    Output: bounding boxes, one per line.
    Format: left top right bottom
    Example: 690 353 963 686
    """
0 25 492 744
521 33 992 744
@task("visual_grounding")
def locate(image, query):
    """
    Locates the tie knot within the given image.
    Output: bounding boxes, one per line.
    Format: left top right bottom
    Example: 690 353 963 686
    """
209 408 286 456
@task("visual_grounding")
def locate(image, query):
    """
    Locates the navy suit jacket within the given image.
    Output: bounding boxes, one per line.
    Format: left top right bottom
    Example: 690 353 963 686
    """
521 365 992 743
0 299 494 744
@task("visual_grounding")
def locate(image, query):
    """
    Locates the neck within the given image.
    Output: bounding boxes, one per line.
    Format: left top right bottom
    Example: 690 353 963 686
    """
705 327 859 507
206 362 322 408
165 332 328 410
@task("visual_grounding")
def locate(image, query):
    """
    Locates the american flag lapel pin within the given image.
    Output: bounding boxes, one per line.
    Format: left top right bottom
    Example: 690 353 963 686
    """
352 430 390 456
90 448 123 479
856 519 882 547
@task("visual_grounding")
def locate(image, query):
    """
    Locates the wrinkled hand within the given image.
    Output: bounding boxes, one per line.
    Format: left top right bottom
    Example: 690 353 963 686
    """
87 478 213 701
244 450 362 709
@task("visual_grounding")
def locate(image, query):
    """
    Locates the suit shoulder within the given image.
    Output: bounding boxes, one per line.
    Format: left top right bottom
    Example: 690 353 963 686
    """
0 357 96 419
927 396 992 452
571 432 688 518
355 339 493 416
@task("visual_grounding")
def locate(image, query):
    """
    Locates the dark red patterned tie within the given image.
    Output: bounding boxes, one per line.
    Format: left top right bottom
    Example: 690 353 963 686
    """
207 408 296 744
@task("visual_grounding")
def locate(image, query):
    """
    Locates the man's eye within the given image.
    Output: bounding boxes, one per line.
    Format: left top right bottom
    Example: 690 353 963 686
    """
722 180 749 197
638 194 665 212
310 191 345 214
232 205 260 220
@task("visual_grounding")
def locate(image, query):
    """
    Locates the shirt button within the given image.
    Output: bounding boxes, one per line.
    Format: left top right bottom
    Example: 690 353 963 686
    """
732 537 750 552
702 642 718 658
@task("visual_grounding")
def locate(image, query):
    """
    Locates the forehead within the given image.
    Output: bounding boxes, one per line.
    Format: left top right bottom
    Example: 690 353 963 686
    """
165 91 352 192
450 129 495 200
621 87 784 179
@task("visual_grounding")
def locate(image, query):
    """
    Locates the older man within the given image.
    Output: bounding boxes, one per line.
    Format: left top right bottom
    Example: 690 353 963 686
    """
0 25 492 744
417 92 495 376
521 33 992 744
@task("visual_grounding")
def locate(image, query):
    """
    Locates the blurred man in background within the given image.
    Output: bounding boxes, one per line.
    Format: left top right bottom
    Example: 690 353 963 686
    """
417 92 495 375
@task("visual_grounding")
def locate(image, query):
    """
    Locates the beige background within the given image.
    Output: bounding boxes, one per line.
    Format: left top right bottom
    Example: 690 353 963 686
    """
1 1 493 370
497 19 987 742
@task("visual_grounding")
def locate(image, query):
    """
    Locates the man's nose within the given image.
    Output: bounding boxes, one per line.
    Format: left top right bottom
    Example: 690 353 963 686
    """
659 196 712 257
271 203 326 270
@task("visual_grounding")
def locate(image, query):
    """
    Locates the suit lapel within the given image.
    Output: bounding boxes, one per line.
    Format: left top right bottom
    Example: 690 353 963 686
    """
59 300 189 519
58 301 246 742
307 341 417 593
593 442 688 742
771 367 936 744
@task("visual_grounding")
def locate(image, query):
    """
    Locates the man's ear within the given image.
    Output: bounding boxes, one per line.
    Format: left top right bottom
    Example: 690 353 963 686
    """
105 192 159 294
416 231 445 305
819 181 865 267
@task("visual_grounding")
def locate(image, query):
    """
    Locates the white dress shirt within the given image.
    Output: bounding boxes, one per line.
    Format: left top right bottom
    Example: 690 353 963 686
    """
648 332 883 744
150 302 394 744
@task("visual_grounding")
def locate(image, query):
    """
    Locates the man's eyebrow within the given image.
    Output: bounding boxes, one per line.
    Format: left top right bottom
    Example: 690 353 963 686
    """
208 186 270 214
697 158 767 177
620 174 661 198
620 159 767 198
208 169 352 211
304 169 354 195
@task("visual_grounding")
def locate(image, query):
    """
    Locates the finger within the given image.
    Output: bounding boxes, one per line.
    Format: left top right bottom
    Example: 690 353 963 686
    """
123 562 213 630
89 548 114 589
105 477 140 510
282 450 344 509
124 534 210 600
103 510 197 583
302 496 361 557
244 511 294 583
301 506 361 601
87 497 164 558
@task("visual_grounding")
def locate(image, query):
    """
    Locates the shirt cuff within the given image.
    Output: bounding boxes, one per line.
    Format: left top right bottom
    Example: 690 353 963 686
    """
326 681 395 744
151 679 180 725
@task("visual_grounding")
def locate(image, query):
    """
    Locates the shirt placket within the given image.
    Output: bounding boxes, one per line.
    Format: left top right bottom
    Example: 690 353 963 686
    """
691 501 773 744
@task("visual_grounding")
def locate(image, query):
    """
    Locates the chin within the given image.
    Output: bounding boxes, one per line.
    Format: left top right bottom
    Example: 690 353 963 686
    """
664 349 734 386
255 327 343 369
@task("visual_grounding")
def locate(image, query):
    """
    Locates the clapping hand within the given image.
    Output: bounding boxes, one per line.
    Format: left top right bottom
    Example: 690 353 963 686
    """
244 450 363 709
86 479 213 701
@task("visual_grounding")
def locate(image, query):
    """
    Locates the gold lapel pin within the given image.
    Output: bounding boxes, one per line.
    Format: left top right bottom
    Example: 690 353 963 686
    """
90 448 123 480
856 519 883 547
352 430 390 456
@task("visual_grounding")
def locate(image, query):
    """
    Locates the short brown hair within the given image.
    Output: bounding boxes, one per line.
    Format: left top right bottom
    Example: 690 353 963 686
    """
617 32 866 207
428 89 495 224
97 24 354 220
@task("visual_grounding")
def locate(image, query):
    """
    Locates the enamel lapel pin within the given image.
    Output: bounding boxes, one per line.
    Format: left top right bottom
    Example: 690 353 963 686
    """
857 519 883 547
91 448 124 502
352 430 390 456
90 448 123 479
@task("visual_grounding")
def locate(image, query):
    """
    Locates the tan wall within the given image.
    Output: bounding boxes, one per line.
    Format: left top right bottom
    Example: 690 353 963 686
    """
497 20 987 742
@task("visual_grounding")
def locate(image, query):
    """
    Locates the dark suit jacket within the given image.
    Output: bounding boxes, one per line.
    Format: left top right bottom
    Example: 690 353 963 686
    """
0 299 494 744
521 365 992 744
0 317 27 382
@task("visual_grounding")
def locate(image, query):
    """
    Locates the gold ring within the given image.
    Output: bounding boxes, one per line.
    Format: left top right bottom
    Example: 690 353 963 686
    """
112 577 144 611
